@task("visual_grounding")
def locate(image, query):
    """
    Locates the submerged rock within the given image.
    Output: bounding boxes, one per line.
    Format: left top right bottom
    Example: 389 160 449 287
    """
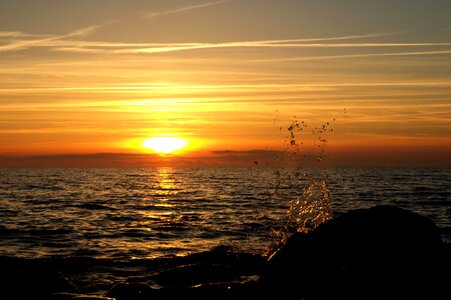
266 205 448 299
49 293 115 300
151 263 239 287
0 258 78 299
106 282 154 300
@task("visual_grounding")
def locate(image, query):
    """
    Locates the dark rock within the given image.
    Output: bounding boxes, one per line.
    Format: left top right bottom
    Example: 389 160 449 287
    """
73 295 115 300
49 293 115 300
48 293 77 300
106 282 153 300
266 205 448 299
152 287 225 300
151 263 239 287
164 246 265 275
148 282 266 300
0 258 78 299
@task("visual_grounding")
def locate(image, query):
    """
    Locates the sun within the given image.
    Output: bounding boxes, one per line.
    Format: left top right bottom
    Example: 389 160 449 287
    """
143 137 188 154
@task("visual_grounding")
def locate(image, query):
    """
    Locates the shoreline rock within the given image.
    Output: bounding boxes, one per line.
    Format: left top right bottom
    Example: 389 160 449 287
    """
1 205 449 300
265 205 448 299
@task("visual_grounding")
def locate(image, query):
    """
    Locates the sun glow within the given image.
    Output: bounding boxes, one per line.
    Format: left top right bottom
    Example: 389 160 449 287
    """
143 137 188 154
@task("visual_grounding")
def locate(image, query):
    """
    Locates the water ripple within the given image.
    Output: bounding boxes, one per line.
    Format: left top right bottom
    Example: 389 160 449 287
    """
0 167 449 260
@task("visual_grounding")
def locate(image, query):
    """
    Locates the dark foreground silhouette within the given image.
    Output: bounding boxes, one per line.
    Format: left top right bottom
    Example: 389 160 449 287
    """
1 205 449 300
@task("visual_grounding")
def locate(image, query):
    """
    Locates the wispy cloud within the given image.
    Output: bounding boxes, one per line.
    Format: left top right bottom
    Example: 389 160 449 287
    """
0 25 100 53
144 0 229 19
1 81 450 94
1 28 450 56
0 31 50 39
253 50 451 62
50 32 401 54
113 42 451 54
239 32 403 44
67 25 101 37
0 31 386 53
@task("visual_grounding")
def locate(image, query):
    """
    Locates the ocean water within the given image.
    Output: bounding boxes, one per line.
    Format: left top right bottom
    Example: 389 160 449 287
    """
0 167 450 262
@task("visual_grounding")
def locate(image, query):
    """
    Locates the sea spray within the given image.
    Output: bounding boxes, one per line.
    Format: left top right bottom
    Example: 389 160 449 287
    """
287 118 334 232
268 117 335 250
286 174 332 233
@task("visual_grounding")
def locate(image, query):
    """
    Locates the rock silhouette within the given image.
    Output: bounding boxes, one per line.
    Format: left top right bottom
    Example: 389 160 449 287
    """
0 205 448 300
266 205 448 299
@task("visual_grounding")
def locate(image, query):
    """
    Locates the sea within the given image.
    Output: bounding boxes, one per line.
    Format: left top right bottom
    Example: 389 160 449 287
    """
0 167 450 294
1 167 449 260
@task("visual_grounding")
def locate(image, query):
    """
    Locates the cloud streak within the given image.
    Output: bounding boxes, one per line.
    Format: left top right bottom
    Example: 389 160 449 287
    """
0 32 383 53
112 42 451 54
0 25 100 53
1 27 450 63
253 50 451 62
2 28 449 55
1 81 450 94
144 0 229 19
0 31 50 39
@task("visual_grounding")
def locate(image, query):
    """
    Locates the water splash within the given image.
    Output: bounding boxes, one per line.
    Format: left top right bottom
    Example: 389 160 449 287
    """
287 175 332 234
269 116 335 248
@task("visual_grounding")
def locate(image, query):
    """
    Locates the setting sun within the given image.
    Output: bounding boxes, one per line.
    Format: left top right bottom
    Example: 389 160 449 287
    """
143 137 188 154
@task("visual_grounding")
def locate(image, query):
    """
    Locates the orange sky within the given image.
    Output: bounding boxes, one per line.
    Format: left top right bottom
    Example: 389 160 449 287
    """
1 0 450 167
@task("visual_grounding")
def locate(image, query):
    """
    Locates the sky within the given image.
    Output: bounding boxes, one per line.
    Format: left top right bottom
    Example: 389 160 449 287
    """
0 0 450 167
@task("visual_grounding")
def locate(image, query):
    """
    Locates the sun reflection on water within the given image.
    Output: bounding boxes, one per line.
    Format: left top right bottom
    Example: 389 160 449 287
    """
156 167 175 190
151 167 178 208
